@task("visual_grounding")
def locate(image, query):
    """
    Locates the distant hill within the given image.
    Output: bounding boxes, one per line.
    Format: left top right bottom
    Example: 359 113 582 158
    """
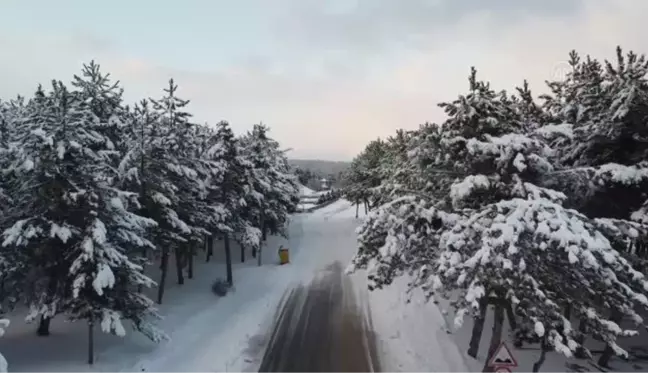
288 159 351 176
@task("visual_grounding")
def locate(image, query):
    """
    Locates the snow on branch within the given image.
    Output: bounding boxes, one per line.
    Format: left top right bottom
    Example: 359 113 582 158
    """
435 196 648 356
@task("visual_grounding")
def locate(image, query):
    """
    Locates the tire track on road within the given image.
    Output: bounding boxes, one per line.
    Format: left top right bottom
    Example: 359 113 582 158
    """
258 261 380 372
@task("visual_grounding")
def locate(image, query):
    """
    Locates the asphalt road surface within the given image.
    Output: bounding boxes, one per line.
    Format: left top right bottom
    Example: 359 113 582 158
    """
258 261 381 372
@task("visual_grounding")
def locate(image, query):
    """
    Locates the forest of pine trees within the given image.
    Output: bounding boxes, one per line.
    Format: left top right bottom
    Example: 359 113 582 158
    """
345 47 648 371
0 61 299 367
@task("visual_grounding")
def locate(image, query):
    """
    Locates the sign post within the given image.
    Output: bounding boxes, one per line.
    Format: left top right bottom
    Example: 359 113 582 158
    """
487 342 518 372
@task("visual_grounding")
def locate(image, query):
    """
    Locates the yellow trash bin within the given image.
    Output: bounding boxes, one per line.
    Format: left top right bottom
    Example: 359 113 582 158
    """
278 246 290 265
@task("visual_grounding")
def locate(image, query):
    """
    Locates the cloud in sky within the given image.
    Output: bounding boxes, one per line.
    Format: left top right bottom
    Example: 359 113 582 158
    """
0 0 647 160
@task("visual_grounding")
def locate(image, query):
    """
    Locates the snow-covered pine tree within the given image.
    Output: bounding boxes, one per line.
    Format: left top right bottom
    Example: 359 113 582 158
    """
538 47 648 366
189 124 216 268
199 121 247 282
240 124 273 253
1 84 74 336
543 48 648 216
348 122 454 285
2 78 165 364
350 67 648 370
118 98 190 304
343 139 389 217
442 76 645 370
513 80 546 133
178 123 216 279
353 67 525 360
0 95 13 346
367 129 418 207
150 79 202 286
0 98 21 307
341 157 366 218
62 77 166 363
238 124 298 263
262 138 299 240
70 61 128 156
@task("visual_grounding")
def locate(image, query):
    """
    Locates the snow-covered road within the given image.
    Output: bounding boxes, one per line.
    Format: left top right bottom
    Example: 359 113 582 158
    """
258 261 380 372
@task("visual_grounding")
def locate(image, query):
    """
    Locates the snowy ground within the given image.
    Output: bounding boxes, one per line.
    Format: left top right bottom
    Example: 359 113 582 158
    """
299 183 330 198
0 199 471 372
0 224 302 372
296 202 317 211
299 184 315 197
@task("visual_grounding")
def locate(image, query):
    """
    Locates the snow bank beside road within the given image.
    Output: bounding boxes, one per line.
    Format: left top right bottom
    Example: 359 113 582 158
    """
312 199 358 219
355 273 470 372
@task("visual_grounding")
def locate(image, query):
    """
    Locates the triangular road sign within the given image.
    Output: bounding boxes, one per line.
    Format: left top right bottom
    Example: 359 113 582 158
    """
487 342 518 368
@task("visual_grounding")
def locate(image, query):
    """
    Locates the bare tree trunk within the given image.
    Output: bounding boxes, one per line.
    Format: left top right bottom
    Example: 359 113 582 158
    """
206 235 213 262
468 297 489 358
187 244 194 279
261 213 267 242
138 247 147 293
355 202 359 218
157 247 169 304
598 308 623 368
0 274 5 302
241 244 245 263
224 234 233 285
175 247 185 285
257 244 262 267
88 316 94 365
533 339 550 372
37 315 51 336
574 317 588 359
564 302 572 320
37 275 58 336
506 301 517 331
482 301 505 373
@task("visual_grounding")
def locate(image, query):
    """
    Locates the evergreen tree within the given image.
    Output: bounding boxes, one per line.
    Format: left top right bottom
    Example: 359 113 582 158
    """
538 47 648 366
343 138 389 217
349 66 648 370
150 79 202 287
200 121 247 282
2 78 165 363
119 98 189 303
238 124 298 262
2 83 76 335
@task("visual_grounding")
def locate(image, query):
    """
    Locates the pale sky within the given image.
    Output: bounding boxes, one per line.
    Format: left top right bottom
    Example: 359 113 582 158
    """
1 1 647 160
